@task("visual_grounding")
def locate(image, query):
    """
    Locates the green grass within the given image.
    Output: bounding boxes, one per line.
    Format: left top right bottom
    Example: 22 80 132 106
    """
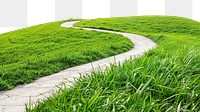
0 20 133 91
29 16 200 111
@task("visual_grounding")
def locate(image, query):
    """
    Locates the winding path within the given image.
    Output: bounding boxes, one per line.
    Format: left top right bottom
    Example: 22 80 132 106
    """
0 21 157 112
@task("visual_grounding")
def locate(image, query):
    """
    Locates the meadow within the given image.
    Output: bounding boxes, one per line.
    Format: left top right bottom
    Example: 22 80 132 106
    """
0 20 133 90
29 16 200 111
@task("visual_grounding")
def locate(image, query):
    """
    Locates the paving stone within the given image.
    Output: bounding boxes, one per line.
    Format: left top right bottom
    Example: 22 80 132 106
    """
0 106 25 112
19 87 54 97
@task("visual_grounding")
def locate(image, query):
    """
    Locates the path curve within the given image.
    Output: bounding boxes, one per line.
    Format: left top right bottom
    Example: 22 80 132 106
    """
0 21 157 112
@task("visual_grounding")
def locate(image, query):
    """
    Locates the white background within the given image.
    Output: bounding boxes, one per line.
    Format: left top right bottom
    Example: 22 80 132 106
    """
0 0 200 34
82 0 110 19
28 0 55 26
193 0 200 22
137 0 165 15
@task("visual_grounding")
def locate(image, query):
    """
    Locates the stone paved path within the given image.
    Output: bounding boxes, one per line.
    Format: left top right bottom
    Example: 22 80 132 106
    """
0 21 157 112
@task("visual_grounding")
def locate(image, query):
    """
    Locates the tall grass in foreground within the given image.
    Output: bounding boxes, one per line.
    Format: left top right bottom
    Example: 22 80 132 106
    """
29 16 200 111
28 44 200 111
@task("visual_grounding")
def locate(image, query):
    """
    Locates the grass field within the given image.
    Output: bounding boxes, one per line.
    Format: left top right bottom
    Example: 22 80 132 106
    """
28 16 200 112
0 20 133 91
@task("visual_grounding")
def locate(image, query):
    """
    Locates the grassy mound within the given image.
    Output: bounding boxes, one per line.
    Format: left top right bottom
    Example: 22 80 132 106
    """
29 16 200 111
0 20 133 91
